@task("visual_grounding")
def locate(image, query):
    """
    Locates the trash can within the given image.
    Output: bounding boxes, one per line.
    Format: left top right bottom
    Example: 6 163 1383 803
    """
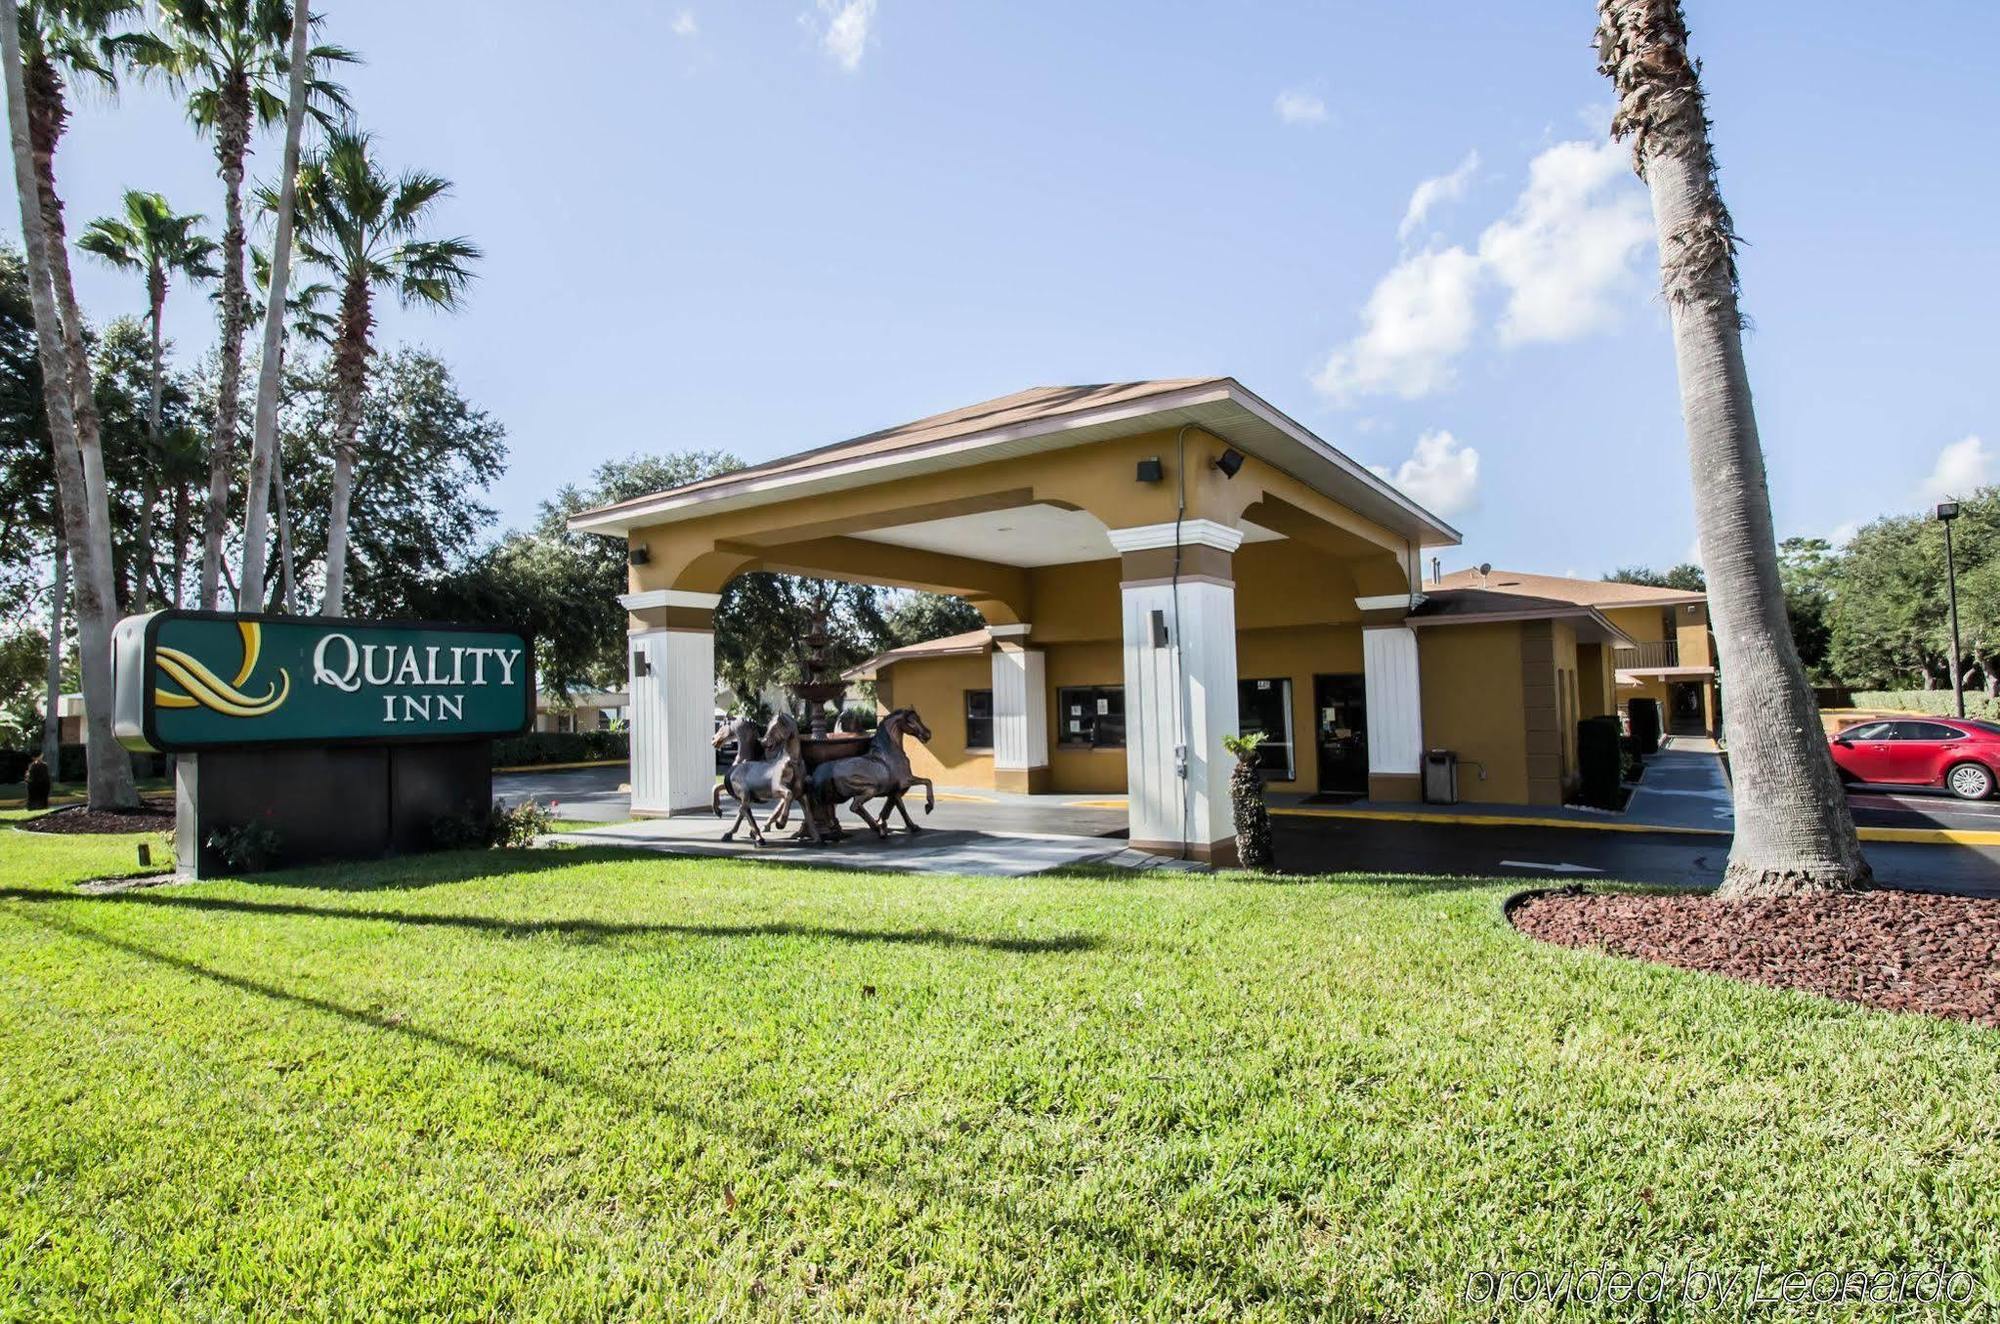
1423 749 1459 805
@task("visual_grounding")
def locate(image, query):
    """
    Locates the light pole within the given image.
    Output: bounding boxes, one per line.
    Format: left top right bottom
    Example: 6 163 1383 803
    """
1938 500 1964 718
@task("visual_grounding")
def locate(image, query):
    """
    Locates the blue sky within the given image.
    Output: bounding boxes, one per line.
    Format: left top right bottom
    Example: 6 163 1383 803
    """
16 0 1997 575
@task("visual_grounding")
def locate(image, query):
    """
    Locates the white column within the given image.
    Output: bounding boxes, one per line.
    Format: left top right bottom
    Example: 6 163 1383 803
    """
989 625 1048 779
1362 625 1423 779
621 590 718 815
1111 521 1240 859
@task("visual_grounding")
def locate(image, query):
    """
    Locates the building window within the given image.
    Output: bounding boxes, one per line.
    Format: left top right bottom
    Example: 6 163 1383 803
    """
1057 685 1125 749
965 689 994 750
1237 678 1295 781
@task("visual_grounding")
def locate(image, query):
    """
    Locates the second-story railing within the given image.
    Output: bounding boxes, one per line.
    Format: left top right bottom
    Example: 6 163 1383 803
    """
1615 640 1679 669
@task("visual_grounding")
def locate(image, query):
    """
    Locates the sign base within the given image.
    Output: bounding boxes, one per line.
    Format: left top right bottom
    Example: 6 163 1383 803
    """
175 742 493 878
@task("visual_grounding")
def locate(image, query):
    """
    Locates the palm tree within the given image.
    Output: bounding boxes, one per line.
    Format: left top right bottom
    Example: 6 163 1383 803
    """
78 189 216 608
128 0 353 611
246 245 331 612
1596 0 1870 896
2 0 136 809
237 0 309 609
288 125 478 616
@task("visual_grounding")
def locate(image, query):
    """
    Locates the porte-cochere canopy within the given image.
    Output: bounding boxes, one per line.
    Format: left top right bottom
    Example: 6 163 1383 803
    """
572 378 1631 863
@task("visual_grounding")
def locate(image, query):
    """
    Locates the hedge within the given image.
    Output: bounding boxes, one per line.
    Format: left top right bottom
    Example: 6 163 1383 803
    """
1846 691 2000 720
490 730 630 768
0 745 168 784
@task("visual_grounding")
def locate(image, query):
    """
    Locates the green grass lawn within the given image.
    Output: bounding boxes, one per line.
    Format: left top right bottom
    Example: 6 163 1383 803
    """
3 817 1997 1320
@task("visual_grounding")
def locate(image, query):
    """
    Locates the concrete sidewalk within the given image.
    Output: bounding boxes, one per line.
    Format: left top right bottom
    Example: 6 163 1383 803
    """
548 816 1133 876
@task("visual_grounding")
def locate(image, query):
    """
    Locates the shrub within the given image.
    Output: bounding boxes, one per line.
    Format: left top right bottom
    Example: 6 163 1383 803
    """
489 798 554 848
23 756 50 810
206 821 281 873
490 730 629 768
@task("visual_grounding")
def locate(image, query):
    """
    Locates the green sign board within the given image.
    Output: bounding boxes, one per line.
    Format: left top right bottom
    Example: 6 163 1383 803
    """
114 611 534 752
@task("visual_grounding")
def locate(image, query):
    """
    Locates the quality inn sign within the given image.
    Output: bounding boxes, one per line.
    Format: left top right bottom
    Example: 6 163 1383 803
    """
115 611 534 752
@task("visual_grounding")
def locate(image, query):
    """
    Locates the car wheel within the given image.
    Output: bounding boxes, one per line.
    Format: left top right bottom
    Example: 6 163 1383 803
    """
1946 762 1995 801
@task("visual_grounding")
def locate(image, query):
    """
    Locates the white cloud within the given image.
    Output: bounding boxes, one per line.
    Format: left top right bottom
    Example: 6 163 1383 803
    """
1369 430 1481 517
1398 150 1479 244
1313 139 1652 406
811 0 876 72
1475 139 1653 345
672 9 697 36
1918 435 1991 507
1829 519 1862 547
1312 247 1482 404
1274 89 1328 125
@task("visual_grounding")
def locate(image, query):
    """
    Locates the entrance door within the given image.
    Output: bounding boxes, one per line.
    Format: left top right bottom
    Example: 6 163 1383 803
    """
1313 674 1368 796
1667 682 1706 735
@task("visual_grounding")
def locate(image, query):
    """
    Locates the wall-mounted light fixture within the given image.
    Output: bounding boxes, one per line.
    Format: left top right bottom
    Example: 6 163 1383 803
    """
1136 457 1164 483
1212 447 1245 479
632 650 652 678
628 544 651 566
1149 609 1170 649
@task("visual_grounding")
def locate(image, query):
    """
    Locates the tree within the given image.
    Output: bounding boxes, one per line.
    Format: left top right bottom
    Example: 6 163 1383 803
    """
129 0 353 610
421 451 745 701
286 125 478 615
1776 537 1836 683
237 0 310 605
885 591 985 646
1827 516 1944 690
1597 0 1868 895
1606 562 1706 592
271 347 504 616
715 573 890 723
2 0 136 807
77 189 216 608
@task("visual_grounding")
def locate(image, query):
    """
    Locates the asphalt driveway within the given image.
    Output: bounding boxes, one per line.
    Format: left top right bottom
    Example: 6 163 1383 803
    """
495 764 2000 896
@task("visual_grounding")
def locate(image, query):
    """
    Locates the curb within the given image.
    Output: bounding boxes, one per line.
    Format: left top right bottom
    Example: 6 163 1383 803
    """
492 759 629 774
1269 805 2000 848
1269 805 1730 837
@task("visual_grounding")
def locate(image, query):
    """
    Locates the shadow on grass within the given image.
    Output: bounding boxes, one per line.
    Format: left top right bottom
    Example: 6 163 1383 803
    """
19 911 1299 1307
0 885 1099 955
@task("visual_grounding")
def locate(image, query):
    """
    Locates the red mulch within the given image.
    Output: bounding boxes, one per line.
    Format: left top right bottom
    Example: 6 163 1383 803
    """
1511 889 2000 1028
17 797 174 836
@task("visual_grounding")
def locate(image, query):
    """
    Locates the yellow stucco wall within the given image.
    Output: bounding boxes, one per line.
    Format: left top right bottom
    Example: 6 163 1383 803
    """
1236 624 1365 793
879 651 996 789
1416 622 1530 804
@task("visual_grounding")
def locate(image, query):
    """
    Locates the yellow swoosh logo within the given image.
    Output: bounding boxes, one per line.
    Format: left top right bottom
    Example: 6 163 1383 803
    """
155 621 291 718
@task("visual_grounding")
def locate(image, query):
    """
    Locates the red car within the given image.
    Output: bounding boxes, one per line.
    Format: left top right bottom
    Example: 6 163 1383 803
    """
1828 717 2000 799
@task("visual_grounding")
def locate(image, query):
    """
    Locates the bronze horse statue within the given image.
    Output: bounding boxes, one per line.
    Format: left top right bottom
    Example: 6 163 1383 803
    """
713 712 817 845
808 707 935 840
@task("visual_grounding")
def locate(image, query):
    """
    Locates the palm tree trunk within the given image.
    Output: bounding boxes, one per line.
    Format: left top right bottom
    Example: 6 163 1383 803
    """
321 284 370 618
1597 0 1867 896
135 290 167 608
273 439 298 614
3 2 138 810
24 55 122 627
42 538 65 771
240 0 311 607
199 91 252 611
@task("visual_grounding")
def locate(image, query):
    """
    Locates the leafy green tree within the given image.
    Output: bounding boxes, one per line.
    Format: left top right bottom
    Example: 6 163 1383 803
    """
885 591 985 646
129 0 353 609
1776 537 1836 683
271 347 503 617
286 125 478 615
419 451 745 701
1605 563 1707 592
78 189 216 608
1827 514 1944 689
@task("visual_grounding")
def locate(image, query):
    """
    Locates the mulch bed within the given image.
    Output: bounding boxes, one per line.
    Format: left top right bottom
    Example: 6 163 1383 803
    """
1511 889 2000 1028
16 798 175 836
